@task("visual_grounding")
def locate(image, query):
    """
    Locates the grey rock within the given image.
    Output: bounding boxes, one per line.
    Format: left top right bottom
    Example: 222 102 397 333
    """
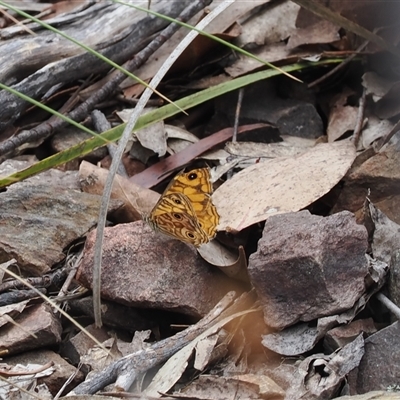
248 210 368 329
77 221 243 317
351 321 400 394
0 303 62 356
0 184 122 275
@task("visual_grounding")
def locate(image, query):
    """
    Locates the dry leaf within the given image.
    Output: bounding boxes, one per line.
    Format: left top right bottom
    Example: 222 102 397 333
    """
213 140 356 231
182 375 272 400
198 242 248 282
79 161 159 219
117 108 167 156
225 136 314 158
368 201 400 265
285 334 364 400
166 124 200 154
340 392 400 399
233 374 285 399
327 90 359 143
362 117 394 149
0 300 30 328
193 333 220 371
362 72 393 101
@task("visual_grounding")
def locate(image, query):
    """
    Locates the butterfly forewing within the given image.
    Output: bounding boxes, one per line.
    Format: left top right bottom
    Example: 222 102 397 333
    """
170 168 213 195
150 192 197 218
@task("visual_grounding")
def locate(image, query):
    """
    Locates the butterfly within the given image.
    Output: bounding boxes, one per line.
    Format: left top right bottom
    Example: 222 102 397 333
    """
145 168 219 246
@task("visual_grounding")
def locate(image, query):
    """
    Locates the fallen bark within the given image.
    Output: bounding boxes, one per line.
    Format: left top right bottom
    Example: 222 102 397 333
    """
0 0 199 132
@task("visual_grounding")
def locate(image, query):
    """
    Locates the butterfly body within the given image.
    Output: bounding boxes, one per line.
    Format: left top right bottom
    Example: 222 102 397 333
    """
146 168 219 246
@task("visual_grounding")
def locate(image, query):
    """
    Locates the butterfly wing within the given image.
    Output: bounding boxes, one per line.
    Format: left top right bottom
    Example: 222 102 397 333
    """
165 168 219 239
148 192 209 246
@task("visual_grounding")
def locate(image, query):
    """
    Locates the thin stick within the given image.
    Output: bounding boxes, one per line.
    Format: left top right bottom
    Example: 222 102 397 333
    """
56 251 82 300
0 7 36 36
308 40 369 89
375 118 400 151
91 109 128 177
352 87 367 148
232 88 244 143
376 292 400 320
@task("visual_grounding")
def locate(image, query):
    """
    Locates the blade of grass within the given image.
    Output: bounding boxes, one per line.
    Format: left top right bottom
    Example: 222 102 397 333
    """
0 58 343 188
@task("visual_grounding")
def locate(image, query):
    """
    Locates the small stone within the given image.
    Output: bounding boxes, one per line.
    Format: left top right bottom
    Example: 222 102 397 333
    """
213 80 323 139
4 349 83 396
59 323 111 372
0 303 62 356
324 318 377 352
333 145 400 225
